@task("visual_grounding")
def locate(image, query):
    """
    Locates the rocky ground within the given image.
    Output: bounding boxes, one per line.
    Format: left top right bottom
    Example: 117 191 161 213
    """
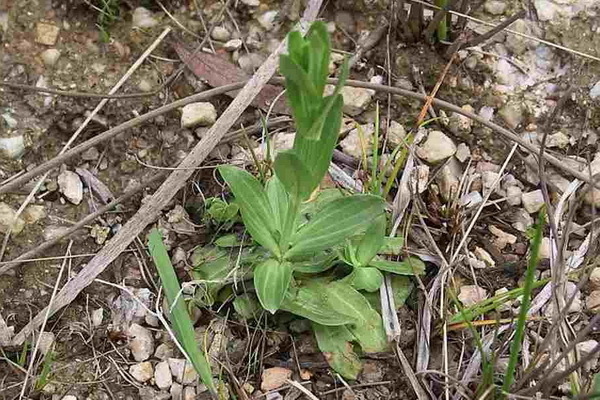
1 0 600 399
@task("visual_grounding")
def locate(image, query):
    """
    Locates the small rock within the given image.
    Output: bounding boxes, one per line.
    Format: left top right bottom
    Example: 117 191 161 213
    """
40 48 61 67
482 171 500 193
57 170 83 205
154 360 172 390
455 143 471 162
138 387 170 400
591 81 600 99
590 268 600 291
0 203 25 234
0 136 26 159
35 22 60 45
256 10 278 31
458 285 488 307
62 396 77 400
22 205 46 224
544 282 581 317
138 79 154 92
130 361 154 382
447 105 474 135
512 209 534 232
132 7 158 28
576 340 599 371
181 102 217 128
39 331 55 355
411 165 430 194
489 225 517 249
238 53 265 74
340 123 374 159
0 12 8 33
539 237 552 259
498 103 523 129
386 121 406 148
211 26 231 41
506 186 522 206
241 0 260 5
436 158 462 200
416 131 457 163
154 343 175 360
183 386 196 400
128 323 155 362
460 191 483 208
81 147 100 161
170 383 183 399
534 0 560 21
474 247 495 267
168 358 198 385
224 38 242 51
586 290 600 312
484 0 507 15
261 367 292 391
337 86 375 117
360 361 384 382
522 189 544 213
545 132 570 149
91 308 103 327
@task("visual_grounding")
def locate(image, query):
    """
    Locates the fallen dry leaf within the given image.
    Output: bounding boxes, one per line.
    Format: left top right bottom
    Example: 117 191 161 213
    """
173 41 290 115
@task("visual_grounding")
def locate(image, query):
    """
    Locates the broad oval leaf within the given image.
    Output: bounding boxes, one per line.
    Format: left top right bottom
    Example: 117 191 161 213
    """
349 267 384 292
281 283 353 326
254 258 293 313
325 281 388 352
379 236 405 255
312 323 362 380
355 215 386 267
218 165 280 256
286 195 385 259
265 175 288 234
370 256 426 275
274 150 314 201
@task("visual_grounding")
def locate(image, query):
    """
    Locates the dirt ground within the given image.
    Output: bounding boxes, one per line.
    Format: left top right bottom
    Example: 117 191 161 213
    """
1 0 600 399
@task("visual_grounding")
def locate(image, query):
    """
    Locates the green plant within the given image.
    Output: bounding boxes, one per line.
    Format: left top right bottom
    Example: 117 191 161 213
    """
34 350 55 391
501 209 546 396
148 230 216 395
91 0 120 42
207 22 423 378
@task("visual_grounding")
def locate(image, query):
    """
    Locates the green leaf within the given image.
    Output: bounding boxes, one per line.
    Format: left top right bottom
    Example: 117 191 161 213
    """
306 21 330 96
312 323 362 380
379 236 405 255
218 165 280 256
205 197 239 223
281 283 353 326
233 293 261 320
214 234 242 247
290 252 337 272
355 215 386 267
286 195 385 259
274 150 314 201
348 267 384 292
148 230 216 394
293 94 343 190
370 256 426 275
266 175 288 234
254 258 293 313
325 282 388 352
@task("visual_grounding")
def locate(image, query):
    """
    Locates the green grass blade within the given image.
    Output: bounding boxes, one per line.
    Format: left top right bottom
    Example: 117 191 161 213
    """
148 229 216 395
502 210 546 396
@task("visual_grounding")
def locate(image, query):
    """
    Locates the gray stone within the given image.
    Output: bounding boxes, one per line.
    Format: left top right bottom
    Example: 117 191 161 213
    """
81 147 100 161
168 358 198 385
154 342 175 360
458 285 487 307
455 143 471 162
576 340 599 371
211 26 231 41
91 308 103 327
241 0 260 6
386 121 406 148
0 203 25 234
181 103 217 128
238 53 265 74
546 131 570 148
128 323 154 362
224 38 242 51
534 0 561 21
0 136 25 159
22 205 46 224
484 0 507 15
340 123 375 159
448 106 474 135
256 10 278 31
512 209 534 232
154 360 172 390
416 131 457 163
57 170 83 205
132 7 158 28
39 331 55 356
170 383 183 399
522 189 544 213
506 185 522 206
40 48 61 67
130 361 154 382
591 81 600 99
337 86 375 117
